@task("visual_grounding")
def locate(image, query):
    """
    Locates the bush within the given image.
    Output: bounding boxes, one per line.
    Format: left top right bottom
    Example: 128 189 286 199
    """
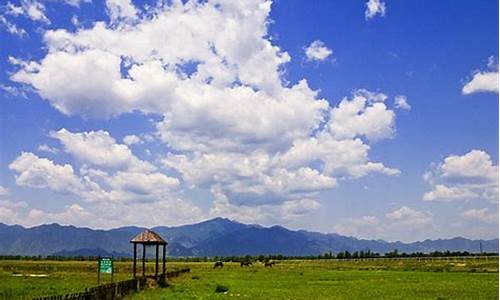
215 284 229 293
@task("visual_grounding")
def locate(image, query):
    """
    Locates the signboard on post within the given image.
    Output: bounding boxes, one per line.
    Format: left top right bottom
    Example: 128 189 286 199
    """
97 257 114 284
99 258 113 274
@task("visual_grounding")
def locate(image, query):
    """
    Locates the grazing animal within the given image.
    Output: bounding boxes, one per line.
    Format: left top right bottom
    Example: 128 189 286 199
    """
240 261 253 267
264 261 275 267
213 261 224 268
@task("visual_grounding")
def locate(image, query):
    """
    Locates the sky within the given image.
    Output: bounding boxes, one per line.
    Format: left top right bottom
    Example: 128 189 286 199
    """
0 0 498 242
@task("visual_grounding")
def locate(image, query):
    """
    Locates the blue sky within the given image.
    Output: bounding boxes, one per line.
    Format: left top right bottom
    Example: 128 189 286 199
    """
0 0 498 242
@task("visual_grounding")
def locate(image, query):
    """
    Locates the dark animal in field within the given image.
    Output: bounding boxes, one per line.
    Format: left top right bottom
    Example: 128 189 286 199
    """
264 261 275 267
213 261 224 268
240 261 253 267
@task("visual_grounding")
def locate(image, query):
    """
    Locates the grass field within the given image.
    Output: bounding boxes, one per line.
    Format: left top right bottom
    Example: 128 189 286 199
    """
0 257 498 300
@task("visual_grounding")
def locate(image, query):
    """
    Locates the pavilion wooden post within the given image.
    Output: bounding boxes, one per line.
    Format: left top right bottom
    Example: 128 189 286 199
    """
142 244 146 277
162 244 166 276
130 229 168 282
155 244 159 277
133 243 137 278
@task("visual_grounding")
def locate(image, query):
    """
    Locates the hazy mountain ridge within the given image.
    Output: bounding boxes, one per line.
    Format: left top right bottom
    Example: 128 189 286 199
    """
0 218 496 257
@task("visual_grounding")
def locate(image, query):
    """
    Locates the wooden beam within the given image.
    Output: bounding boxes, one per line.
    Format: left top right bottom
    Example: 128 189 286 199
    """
133 243 137 278
162 244 166 275
142 244 146 277
155 244 159 278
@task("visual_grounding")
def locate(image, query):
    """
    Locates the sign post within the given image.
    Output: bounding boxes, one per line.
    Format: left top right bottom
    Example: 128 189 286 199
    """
97 257 114 285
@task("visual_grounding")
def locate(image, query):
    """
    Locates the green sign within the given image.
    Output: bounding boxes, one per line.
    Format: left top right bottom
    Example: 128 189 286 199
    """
99 258 113 274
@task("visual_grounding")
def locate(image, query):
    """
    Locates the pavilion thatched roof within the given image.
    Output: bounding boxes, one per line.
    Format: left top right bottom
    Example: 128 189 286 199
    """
130 229 167 245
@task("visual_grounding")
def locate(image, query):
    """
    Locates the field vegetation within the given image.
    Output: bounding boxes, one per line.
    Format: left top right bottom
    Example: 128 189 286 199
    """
0 257 497 300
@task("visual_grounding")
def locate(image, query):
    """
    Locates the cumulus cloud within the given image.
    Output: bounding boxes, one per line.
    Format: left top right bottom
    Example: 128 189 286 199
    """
0 199 28 225
10 131 181 205
334 206 432 241
423 150 498 202
0 198 203 228
9 152 84 194
123 134 142 146
385 206 432 226
394 95 411 110
462 56 499 95
50 128 155 172
105 0 138 23
209 186 321 225
162 87 399 208
365 0 386 20
7 0 406 226
461 208 498 224
327 89 395 141
23 197 203 228
304 40 332 62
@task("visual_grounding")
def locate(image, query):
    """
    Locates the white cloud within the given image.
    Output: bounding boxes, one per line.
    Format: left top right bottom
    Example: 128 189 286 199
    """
6 1 50 24
304 40 332 62
462 57 499 95
106 0 138 23
0 15 27 37
0 185 10 196
5 2 25 16
423 150 498 202
209 186 320 225
123 134 142 146
365 0 386 20
37 144 59 154
423 184 479 202
9 152 84 194
0 198 203 229
0 199 28 225
461 208 498 224
50 128 155 172
0 84 28 98
63 0 91 7
394 95 411 110
327 89 395 141
162 88 399 208
155 79 328 153
9 146 180 206
334 206 432 241
24 0 50 24
333 215 379 237
385 206 432 226
7 0 405 225
26 203 93 227
105 170 179 196
440 149 498 181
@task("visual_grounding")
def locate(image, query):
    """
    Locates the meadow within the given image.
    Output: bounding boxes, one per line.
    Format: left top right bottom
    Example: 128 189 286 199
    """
0 257 498 300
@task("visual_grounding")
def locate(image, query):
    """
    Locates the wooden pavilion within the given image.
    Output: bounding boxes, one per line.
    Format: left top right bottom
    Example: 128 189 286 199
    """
130 229 168 279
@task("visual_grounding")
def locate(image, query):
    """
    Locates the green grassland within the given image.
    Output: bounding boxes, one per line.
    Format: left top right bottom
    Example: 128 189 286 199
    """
0 260 133 300
128 258 499 300
0 257 498 300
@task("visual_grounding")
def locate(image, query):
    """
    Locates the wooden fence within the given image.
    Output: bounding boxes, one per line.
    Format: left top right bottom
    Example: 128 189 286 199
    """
32 268 190 300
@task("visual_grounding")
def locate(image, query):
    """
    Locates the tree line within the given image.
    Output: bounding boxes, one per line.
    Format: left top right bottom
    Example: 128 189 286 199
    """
0 250 497 262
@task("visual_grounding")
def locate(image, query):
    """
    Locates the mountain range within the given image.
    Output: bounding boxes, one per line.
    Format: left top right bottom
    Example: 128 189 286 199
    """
0 218 497 257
